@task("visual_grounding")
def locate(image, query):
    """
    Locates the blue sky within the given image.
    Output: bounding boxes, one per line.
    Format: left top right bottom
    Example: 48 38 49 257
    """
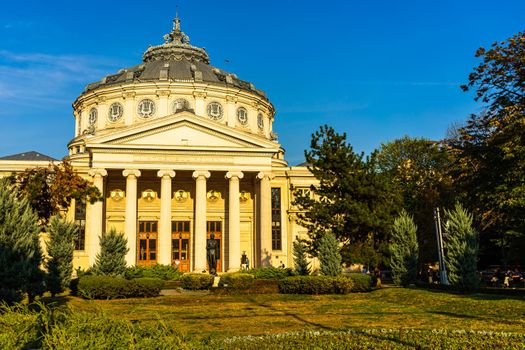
0 0 524 164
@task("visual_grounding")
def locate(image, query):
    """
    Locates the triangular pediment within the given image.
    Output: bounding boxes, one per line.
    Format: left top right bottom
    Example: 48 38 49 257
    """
85 112 280 151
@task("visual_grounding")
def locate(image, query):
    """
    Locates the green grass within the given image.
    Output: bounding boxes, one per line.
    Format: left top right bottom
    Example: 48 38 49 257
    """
61 287 525 339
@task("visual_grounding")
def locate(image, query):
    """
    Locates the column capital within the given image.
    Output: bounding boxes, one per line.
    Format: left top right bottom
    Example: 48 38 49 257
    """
88 168 107 177
225 171 244 180
256 172 274 181
157 169 176 178
123 169 141 178
192 170 211 180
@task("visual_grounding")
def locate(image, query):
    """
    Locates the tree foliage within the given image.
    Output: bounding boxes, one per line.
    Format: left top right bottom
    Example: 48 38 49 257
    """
92 229 129 277
449 30 525 266
444 203 479 292
9 159 102 225
294 125 401 257
376 136 452 264
318 232 342 276
389 210 419 287
45 215 77 296
292 240 310 275
0 178 44 303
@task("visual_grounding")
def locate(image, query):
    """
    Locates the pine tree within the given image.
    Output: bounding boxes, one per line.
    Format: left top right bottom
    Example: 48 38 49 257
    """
0 178 44 303
390 210 419 286
45 215 77 296
318 232 342 276
445 203 479 292
92 228 129 276
293 240 310 275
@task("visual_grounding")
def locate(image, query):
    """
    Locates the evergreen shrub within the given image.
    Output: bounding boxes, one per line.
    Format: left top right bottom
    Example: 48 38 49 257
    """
318 232 342 276
218 273 255 289
293 240 311 275
45 215 77 296
78 276 164 299
180 274 214 290
278 275 354 294
124 264 183 280
246 267 295 280
92 228 128 277
389 210 419 287
0 178 44 303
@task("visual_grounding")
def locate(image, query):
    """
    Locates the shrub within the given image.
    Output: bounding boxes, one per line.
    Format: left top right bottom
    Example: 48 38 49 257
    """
92 228 128 277
279 276 330 294
445 203 479 292
246 267 295 280
293 240 310 275
344 273 373 292
318 232 342 276
124 264 183 280
332 275 354 294
77 275 164 299
218 273 255 289
45 215 77 296
0 178 44 304
390 210 419 287
179 274 214 290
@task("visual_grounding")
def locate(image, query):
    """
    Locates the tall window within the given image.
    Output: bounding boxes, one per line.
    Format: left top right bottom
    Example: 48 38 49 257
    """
74 199 86 251
271 187 282 250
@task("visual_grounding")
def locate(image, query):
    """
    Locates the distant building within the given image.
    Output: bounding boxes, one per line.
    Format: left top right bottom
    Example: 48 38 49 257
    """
0 17 317 272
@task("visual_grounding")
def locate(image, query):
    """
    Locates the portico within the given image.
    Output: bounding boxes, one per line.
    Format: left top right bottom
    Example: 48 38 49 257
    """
86 165 273 272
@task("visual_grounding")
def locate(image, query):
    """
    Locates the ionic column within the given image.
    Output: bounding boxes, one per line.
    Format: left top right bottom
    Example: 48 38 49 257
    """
257 172 273 267
87 169 107 266
226 171 244 272
192 170 211 272
157 170 176 265
123 169 141 266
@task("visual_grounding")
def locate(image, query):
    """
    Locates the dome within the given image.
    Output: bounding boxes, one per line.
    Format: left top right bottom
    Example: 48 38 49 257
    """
82 17 268 100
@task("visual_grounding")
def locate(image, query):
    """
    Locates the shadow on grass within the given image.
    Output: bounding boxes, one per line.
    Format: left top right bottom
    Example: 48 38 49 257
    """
413 286 525 302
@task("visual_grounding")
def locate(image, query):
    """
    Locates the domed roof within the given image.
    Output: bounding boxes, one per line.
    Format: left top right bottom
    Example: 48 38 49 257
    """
83 16 268 99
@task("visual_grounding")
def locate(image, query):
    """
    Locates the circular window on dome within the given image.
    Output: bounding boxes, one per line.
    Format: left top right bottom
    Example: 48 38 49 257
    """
108 102 124 122
173 98 189 113
88 108 98 125
257 113 264 130
207 102 223 120
137 99 156 118
237 107 248 126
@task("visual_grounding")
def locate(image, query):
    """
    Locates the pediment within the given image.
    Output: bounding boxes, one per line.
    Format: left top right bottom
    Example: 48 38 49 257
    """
86 113 279 151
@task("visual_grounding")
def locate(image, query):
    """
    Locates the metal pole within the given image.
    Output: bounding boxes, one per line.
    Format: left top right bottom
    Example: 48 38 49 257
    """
434 208 449 285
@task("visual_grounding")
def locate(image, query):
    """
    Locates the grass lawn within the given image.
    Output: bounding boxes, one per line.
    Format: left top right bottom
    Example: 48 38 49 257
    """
62 287 525 339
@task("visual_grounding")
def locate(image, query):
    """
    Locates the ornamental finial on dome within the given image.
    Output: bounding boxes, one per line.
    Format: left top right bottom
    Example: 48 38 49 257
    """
143 14 210 64
163 11 190 45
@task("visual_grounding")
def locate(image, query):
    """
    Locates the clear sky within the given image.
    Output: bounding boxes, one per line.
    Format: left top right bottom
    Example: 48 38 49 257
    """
0 0 524 164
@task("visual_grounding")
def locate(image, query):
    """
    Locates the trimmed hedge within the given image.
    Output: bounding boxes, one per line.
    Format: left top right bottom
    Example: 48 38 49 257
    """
278 275 354 294
180 274 215 290
218 273 255 289
78 276 164 299
124 264 183 280
246 267 295 280
344 273 373 292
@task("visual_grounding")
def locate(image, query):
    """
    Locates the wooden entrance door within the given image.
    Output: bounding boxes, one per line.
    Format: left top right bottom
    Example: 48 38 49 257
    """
206 221 222 273
172 221 191 272
137 221 158 266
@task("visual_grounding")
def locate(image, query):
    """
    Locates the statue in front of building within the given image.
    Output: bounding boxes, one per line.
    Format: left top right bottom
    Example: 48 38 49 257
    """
206 233 219 275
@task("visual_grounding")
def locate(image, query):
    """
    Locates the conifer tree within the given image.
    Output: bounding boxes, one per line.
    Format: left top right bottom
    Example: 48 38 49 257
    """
390 210 419 286
293 240 310 275
45 215 77 296
92 228 129 276
0 178 44 303
445 203 479 292
318 232 342 276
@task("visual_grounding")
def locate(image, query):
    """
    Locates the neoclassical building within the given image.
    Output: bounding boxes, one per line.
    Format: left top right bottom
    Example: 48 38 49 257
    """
0 17 317 273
